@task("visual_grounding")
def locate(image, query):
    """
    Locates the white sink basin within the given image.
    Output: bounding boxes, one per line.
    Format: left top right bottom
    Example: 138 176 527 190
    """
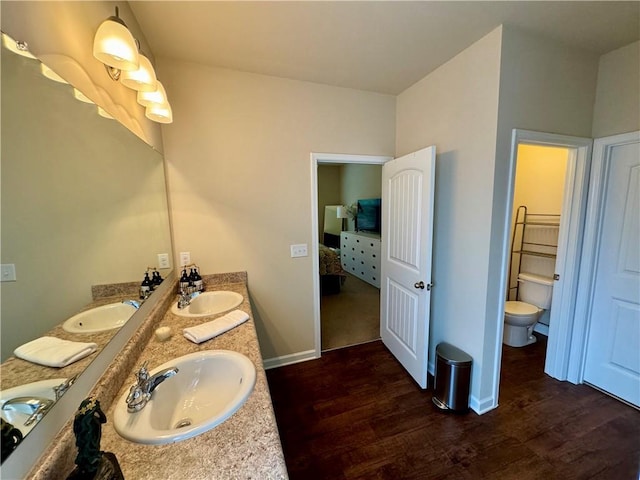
113 350 256 445
171 291 243 317
62 302 137 333
0 378 65 436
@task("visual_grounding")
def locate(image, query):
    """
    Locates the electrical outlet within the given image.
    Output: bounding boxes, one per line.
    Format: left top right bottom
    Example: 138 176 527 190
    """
1 264 16 282
157 253 170 269
179 252 191 266
290 244 308 258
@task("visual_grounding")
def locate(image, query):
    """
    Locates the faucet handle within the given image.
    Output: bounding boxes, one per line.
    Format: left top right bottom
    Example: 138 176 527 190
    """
134 361 150 384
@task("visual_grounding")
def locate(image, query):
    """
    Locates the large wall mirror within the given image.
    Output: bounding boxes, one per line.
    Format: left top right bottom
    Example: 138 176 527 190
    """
0 36 173 466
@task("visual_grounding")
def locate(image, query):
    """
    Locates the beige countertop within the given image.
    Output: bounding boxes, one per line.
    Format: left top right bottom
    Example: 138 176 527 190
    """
99 278 288 480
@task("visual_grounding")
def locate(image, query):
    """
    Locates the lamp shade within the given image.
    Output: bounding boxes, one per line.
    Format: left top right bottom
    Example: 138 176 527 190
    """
93 17 139 71
137 81 168 107
145 103 173 124
121 53 157 92
337 206 349 219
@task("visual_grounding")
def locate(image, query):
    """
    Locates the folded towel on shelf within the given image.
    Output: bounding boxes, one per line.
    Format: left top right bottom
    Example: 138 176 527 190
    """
14 336 98 368
183 310 250 344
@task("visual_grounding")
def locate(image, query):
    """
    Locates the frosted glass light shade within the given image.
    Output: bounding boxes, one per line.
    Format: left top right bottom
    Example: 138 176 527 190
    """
73 88 94 104
137 81 168 107
121 54 157 92
93 18 139 71
41 63 68 84
97 107 114 119
145 103 173 124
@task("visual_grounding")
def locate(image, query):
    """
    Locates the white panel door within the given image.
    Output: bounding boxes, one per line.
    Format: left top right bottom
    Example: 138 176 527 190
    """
583 133 640 407
380 146 435 388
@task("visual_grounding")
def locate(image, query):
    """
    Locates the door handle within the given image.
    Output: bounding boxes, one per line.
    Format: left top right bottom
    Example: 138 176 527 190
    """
414 281 425 289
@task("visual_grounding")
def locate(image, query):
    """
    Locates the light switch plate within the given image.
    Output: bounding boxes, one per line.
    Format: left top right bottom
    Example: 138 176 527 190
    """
157 253 170 269
179 252 191 266
290 244 308 258
1 264 16 282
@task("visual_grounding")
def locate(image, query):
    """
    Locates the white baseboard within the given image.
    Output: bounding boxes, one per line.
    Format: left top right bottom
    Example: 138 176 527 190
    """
470 395 498 415
263 349 318 370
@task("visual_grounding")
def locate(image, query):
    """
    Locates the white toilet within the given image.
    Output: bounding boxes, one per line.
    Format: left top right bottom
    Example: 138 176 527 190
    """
503 272 554 347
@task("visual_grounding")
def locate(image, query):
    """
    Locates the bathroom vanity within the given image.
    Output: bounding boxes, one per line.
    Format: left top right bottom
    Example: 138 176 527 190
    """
26 273 288 479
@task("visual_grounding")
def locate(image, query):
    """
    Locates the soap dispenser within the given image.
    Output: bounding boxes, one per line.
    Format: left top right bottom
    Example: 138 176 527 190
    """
192 267 204 292
140 272 152 299
153 270 163 286
179 268 190 292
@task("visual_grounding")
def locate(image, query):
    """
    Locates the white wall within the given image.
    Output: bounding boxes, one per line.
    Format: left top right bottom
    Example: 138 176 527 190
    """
396 27 503 411
592 41 640 137
1 1 163 150
158 59 395 360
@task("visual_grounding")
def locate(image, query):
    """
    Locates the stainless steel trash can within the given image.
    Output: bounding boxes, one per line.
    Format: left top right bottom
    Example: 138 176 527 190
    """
432 342 472 413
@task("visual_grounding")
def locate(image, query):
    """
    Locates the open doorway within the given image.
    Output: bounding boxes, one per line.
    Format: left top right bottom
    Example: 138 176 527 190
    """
496 130 592 400
310 153 392 357
317 163 382 351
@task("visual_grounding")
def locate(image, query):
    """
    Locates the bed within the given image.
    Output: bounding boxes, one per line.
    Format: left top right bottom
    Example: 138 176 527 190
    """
319 243 345 295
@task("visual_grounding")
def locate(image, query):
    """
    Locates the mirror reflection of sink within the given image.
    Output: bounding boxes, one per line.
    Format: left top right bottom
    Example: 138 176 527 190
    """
0 378 66 437
62 302 138 334
113 350 256 445
171 291 243 318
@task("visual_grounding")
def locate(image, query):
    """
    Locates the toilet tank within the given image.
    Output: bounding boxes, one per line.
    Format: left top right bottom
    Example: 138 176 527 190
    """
517 272 554 309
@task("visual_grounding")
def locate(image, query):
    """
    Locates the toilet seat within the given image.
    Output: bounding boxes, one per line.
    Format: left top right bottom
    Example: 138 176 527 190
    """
505 300 539 316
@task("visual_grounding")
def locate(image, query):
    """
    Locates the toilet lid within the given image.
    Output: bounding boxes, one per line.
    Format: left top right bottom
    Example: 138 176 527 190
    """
505 301 539 315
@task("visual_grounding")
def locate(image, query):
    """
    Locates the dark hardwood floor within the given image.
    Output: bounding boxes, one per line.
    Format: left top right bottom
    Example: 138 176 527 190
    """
266 335 639 480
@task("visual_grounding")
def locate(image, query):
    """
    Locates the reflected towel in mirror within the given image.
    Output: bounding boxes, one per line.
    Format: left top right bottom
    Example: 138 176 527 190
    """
183 310 249 344
14 336 98 368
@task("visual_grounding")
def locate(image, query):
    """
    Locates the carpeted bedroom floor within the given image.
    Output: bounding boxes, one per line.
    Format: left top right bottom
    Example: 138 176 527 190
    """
321 273 380 351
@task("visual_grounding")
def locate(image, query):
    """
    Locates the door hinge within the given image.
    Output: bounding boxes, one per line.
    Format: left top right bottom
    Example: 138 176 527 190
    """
554 273 560 281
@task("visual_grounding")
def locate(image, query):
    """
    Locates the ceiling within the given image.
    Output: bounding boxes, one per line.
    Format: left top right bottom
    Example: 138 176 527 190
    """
129 1 640 95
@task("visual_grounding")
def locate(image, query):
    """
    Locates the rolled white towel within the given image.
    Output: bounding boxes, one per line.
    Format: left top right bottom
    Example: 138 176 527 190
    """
183 310 249 344
14 336 98 368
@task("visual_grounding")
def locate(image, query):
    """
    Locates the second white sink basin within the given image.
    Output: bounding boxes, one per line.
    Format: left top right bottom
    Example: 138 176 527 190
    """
171 291 243 317
113 350 256 445
62 302 137 334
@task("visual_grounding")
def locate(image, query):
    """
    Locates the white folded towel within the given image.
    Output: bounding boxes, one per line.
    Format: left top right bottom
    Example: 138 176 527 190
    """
14 336 98 368
183 310 250 344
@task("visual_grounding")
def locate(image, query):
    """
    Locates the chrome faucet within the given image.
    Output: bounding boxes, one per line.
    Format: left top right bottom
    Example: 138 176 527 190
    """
125 362 178 413
2 396 54 426
177 289 195 309
53 374 78 401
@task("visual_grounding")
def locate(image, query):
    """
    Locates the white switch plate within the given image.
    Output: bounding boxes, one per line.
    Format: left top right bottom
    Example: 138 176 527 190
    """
290 244 308 258
179 252 191 266
1 264 16 282
157 253 170 269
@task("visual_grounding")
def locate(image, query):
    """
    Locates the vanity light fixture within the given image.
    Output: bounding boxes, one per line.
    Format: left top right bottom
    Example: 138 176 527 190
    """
93 6 139 80
93 9 172 123
1 32 36 59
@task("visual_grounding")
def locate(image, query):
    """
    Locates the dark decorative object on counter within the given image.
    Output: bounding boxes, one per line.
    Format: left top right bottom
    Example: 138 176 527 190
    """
1 418 23 463
66 397 123 480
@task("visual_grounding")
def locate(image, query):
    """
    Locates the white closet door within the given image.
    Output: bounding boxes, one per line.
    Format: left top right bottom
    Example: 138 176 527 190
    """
583 132 640 407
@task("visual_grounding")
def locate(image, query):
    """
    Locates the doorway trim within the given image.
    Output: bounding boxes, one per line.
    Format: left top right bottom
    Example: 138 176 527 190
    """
310 153 392 358
498 130 592 389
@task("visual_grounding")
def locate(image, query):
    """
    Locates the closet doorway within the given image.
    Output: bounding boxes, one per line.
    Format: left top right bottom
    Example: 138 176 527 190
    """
310 153 392 356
